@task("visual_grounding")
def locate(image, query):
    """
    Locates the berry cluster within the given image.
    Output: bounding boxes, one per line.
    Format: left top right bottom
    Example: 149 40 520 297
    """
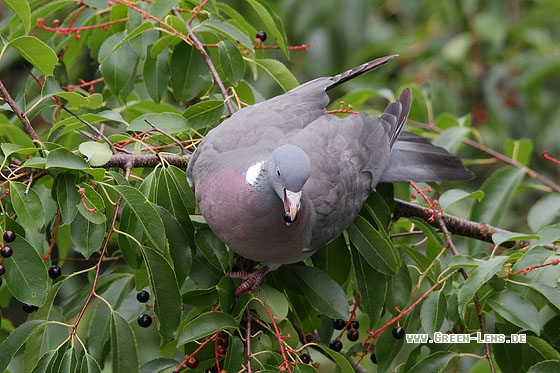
0 230 16 286
136 290 153 328
328 318 361 353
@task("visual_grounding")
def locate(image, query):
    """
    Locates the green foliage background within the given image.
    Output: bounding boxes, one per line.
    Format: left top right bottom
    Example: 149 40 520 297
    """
0 0 559 372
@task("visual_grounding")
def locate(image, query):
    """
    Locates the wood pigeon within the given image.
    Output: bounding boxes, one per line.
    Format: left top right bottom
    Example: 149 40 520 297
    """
187 55 473 295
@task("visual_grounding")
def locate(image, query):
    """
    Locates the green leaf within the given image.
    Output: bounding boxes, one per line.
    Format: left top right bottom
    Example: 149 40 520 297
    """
140 247 182 342
53 172 80 224
3 233 49 305
352 250 387 326
405 351 457 373
218 40 246 83
183 100 226 130
41 77 104 109
457 256 508 320
197 19 254 52
113 185 166 251
110 311 139 373
526 336 560 360
438 189 485 209
5 36 58 76
71 213 105 259
77 183 106 224
5 0 31 32
432 126 471 153
80 354 102 373
487 291 540 334
527 361 560 373
9 181 45 232
420 291 447 335
278 265 349 320
79 142 113 167
99 33 138 99
348 215 400 275
247 0 289 57
527 193 560 232
0 320 46 372
178 311 238 345
504 138 533 166
170 42 207 102
252 285 289 321
128 112 189 133
143 46 170 103
194 228 230 273
252 59 299 92
46 148 89 170
469 167 525 254
312 235 352 287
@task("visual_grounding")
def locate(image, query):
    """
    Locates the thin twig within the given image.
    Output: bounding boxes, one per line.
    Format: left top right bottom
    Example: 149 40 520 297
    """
435 214 496 373
171 6 236 115
144 119 188 155
0 79 43 153
246 308 253 373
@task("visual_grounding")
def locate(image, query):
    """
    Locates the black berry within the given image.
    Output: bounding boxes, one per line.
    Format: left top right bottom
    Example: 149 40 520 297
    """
185 356 199 369
48 265 62 279
0 264 5 276
136 290 150 303
333 318 346 330
255 30 267 42
206 367 217 373
23 304 38 313
3 230 16 243
351 320 359 329
371 351 377 364
300 353 311 364
138 314 152 328
328 339 343 352
1 246 13 258
392 326 405 339
347 329 359 341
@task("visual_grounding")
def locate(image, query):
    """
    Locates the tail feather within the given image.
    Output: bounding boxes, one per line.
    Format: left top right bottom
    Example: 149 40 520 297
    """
327 55 398 91
381 132 474 183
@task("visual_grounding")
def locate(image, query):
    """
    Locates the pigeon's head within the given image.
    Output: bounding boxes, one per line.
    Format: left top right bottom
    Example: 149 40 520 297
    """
267 144 311 225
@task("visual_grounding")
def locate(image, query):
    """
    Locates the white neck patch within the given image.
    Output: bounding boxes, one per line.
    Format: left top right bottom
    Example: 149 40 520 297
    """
245 161 265 186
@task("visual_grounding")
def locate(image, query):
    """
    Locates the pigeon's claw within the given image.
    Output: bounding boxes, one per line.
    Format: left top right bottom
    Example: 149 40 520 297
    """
228 265 271 297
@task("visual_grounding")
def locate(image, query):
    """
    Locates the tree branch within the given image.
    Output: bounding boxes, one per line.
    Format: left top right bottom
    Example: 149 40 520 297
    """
99 153 189 170
0 79 42 153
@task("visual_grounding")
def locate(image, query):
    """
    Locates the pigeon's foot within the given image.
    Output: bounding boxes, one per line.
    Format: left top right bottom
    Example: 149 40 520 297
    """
228 265 271 297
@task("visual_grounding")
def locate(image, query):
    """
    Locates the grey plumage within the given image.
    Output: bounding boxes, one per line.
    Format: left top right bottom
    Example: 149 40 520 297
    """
187 55 472 276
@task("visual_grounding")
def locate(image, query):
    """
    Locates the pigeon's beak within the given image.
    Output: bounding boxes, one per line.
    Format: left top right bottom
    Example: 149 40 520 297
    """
283 189 301 225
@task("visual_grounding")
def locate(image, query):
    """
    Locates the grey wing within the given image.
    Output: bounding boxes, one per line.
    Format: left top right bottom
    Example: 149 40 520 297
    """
292 112 394 249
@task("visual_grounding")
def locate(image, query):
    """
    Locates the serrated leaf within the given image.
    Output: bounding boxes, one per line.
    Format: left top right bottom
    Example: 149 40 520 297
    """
457 256 508 320
348 215 400 275
252 59 299 92
0 320 46 372
79 142 113 167
113 185 166 251
9 181 45 232
3 234 49 305
278 265 348 320
46 148 89 170
526 336 560 360
178 311 238 345
487 291 540 334
6 36 58 76
140 246 181 342
110 312 139 373
183 100 226 130
420 291 447 335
